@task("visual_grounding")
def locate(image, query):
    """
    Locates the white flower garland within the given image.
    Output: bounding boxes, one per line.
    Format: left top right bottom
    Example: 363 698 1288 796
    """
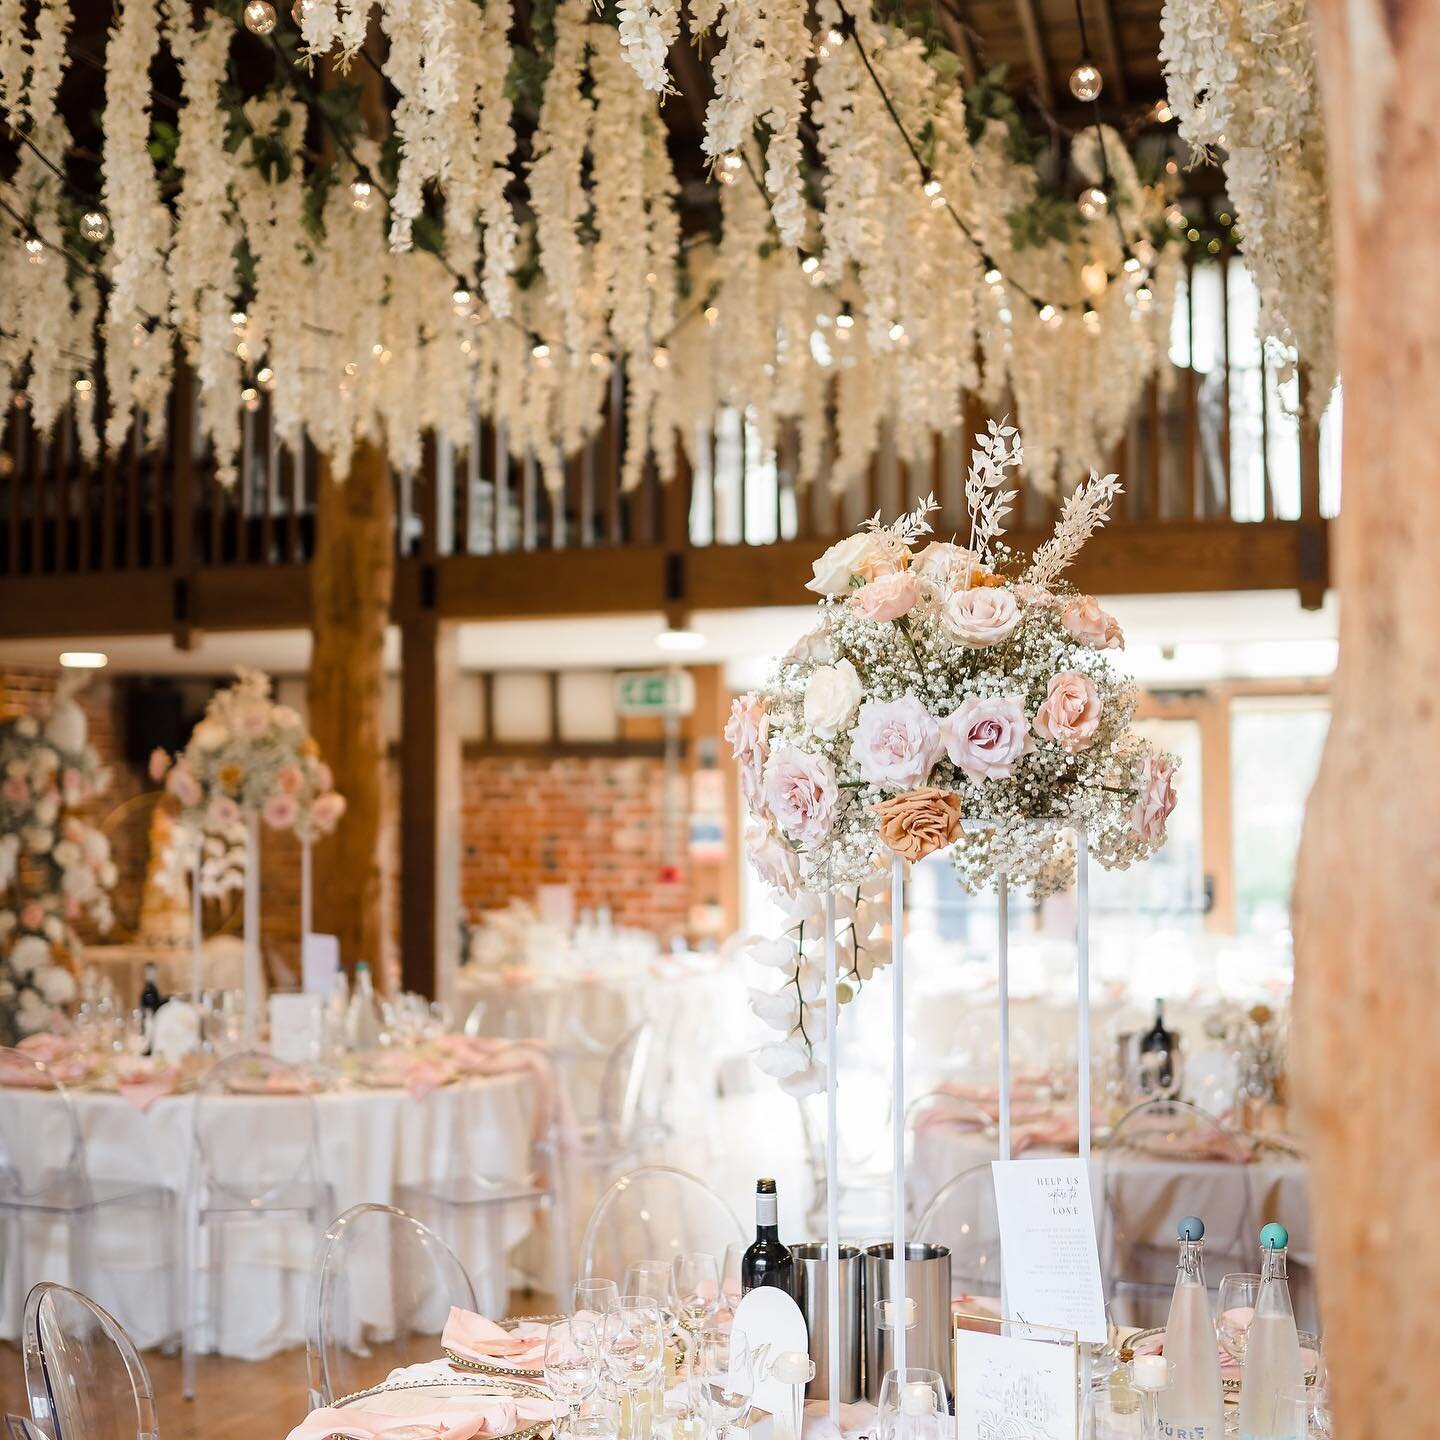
615 0 679 95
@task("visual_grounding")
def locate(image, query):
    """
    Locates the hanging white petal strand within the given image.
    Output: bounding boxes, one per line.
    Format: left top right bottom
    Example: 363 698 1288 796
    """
615 0 679 95
381 0 432 251
0 0 32 128
474 0 518 317
100 0 173 448
1159 0 1335 407
167 14 243 487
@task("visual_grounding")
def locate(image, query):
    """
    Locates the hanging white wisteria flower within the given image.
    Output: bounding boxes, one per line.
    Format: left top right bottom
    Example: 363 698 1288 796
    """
614 0 680 95
1159 0 1335 407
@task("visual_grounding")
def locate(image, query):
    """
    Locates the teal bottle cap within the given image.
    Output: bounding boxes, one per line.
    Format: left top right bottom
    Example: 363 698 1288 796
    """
1260 1222 1289 1250
1178 1216 1205 1241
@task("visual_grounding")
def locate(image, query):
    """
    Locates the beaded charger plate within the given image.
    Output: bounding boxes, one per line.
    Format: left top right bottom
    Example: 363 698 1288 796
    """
444 1315 562 1379
330 1373 552 1440
1127 1326 1319 1395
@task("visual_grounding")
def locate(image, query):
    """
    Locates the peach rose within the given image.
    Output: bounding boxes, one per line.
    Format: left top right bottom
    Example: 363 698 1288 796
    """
276 764 305 795
850 571 920 623
166 761 201 808
1033 671 1103 752
262 792 299 830
1060 595 1123 650
940 586 1021 647
1130 752 1177 845
310 791 347 831
872 788 964 862
148 747 171 783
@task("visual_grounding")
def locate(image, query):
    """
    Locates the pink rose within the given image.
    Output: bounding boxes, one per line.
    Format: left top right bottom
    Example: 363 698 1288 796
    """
208 795 240 829
940 587 1021 647
850 695 944 788
20 902 44 930
850 571 920 623
310 791 347 831
725 693 770 808
262 792 299 830
233 702 270 740
165 761 201 808
148 748 171 783
761 746 838 849
1033 671 1103 752
1131 752 1178 845
2 775 27 804
61 770 83 805
312 761 334 794
942 695 1032 783
276 764 304 795
1060 595 1123 650
746 823 800 895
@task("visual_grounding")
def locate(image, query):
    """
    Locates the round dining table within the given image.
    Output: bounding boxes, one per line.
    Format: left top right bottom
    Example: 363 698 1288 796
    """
0 1072 537 1356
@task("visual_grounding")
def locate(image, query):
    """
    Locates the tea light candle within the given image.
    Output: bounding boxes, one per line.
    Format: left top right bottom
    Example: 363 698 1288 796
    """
880 1298 917 1329
901 1382 936 1416
1132 1355 1170 1392
771 1351 815 1385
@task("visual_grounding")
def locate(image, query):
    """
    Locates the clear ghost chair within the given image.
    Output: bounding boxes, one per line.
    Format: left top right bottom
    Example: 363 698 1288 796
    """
903 1090 996 1226
1100 1097 1253 1327
0 1048 175 1335
579 1166 743 1280
913 1163 1002 1313
306 1203 477 1408
15 1281 158 1440
183 1050 333 1399
394 1072 570 1311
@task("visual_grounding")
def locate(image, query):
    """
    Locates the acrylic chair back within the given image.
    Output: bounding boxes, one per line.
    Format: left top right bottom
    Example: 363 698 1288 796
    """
20 1282 158 1440
595 1022 655 1150
0 1048 89 1205
306 1203 477 1408
579 1165 743 1280
192 1049 325 1210
913 1162 1002 1308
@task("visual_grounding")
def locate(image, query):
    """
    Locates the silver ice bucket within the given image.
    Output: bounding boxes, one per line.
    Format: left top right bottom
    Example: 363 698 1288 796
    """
863 1241 953 1401
792 1242 864 1403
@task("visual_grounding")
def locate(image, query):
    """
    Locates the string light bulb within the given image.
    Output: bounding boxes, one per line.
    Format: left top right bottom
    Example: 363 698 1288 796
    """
984 268 1003 286
74 378 93 394
243 0 277 33
80 211 109 243
24 237 44 265
292 0 314 21
1081 261 1108 297
350 179 374 212
1082 308 1101 334
1077 186 1109 221
452 288 472 315
1038 304 1062 329
1069 63 1103 101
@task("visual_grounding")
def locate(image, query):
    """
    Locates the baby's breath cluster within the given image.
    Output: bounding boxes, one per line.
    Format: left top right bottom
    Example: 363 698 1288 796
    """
731 419 1179 1087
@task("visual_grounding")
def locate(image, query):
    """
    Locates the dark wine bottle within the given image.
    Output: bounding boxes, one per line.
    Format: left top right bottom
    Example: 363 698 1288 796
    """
139 962 165 1057
1138 998 1175 1094
740 1177 794 1296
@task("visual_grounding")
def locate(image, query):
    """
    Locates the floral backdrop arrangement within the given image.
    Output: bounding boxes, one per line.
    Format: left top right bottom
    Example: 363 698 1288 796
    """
150 668 345 899
1 0 1182 500
1158 0 1333 408
733 419 1178 1090
0 683 117 1041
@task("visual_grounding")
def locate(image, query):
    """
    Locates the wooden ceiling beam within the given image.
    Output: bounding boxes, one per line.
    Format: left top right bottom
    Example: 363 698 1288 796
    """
934 0 979 83
1087 0 1130 104
1010 0 1056 108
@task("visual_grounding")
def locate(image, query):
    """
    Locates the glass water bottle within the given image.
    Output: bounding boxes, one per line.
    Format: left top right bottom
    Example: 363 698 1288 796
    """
1157 1216 1224 1440
1238 1223 1305 1440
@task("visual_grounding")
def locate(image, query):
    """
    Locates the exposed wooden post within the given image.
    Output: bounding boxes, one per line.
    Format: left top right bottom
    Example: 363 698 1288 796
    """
307 440 394 979
1296 369 1327 611
1293 5 1436 1437
399 615 461 1000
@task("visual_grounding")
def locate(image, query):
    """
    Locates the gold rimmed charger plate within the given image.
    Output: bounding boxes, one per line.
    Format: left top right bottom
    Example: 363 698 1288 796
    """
444 1314 562 1380
330 1372 552 1440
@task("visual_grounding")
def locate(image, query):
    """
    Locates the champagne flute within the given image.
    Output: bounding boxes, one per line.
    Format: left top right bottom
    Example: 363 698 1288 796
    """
695 1324 754 1440
1216 1273 1261 1365
545 1320 599 1439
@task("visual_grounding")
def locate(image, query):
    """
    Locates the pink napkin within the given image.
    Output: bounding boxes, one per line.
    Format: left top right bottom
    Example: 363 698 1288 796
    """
17 1034 77 1064
442 1309 547 1370
116 1070 181 1112
0 1048 88 1087
432 1036 572 1169
286 1393 553 1440
406 1059 457 1101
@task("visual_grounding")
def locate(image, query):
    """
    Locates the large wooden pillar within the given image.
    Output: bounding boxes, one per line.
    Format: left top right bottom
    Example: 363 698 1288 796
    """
1293 7 1438 1436
308 440 394 977
399 616 461 1000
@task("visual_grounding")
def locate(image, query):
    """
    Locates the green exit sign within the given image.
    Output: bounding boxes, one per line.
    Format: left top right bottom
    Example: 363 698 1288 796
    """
614 670 695 716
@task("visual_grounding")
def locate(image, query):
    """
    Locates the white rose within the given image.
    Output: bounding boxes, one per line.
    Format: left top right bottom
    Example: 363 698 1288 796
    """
803 659 862 740
192 718 229 751
16 987 50 1034
36 965 76 1006
940 587 1022 648
785 622 834 666
9 934 51 979
33 795 59 826
52 840 82 869
22 827 53 855
804 533 882 597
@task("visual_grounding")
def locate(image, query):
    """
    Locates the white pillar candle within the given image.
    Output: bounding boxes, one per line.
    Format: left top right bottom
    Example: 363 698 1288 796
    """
1132 1355 1170 1392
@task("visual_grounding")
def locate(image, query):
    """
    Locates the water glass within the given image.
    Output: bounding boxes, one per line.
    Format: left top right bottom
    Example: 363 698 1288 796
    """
545 1320 599 1436
1216 1273 1261 1363
695 1324 754 1440
603 1301 665 1394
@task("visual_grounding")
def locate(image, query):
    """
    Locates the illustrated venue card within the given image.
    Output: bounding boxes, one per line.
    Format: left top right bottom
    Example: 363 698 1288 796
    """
953 1325 1079 1440
991 1157 1107 1344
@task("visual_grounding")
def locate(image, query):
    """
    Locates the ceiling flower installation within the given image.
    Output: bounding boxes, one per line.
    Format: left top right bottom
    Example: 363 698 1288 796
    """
1 0 1181 499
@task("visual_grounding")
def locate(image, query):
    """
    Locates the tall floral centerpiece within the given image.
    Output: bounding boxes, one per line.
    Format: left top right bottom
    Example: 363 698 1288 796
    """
150 668 345 1028
0 682 117 1042
734 420 1178 1085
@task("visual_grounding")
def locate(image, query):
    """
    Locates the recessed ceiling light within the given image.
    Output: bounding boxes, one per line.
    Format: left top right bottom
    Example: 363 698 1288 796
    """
59 651 107 669
655 628 706 653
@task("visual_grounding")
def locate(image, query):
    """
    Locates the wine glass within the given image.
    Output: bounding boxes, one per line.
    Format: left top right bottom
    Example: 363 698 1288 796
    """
545 1319 599 1438
1216 1272 1261 1364
719 1243 745 1317
876 1368 948 1440
623 1261 678 1329
695 1323 754 1440
602 1300 665 1396
572 1279 620 1364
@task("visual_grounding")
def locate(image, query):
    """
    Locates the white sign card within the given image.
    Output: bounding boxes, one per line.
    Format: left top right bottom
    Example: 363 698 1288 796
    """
729 1287 809 1440
953 1326 1079 1440
301 932 341 997
991 1158 1107 1345
269 992 323 1064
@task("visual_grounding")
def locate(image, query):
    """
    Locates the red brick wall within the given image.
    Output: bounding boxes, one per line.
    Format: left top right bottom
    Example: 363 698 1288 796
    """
458 753 691 940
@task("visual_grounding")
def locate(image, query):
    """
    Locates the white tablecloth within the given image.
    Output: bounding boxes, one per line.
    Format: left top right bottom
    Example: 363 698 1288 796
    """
0 1074 536 1355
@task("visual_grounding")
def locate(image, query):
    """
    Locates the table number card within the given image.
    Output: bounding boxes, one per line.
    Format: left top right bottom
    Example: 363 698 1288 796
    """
991 1157 1107 1344
953 1323 1080 1440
